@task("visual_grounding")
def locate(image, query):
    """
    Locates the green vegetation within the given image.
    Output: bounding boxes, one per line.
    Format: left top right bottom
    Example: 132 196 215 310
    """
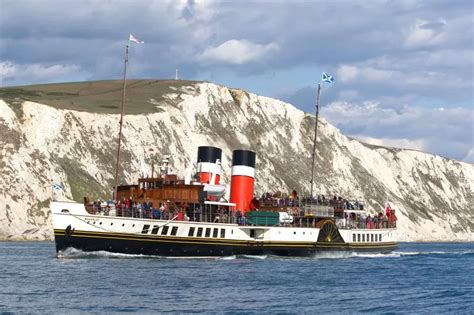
58 157 111 202
0 79 203 114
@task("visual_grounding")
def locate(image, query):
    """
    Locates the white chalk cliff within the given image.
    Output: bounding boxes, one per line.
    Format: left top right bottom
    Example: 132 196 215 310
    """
0 81 472 241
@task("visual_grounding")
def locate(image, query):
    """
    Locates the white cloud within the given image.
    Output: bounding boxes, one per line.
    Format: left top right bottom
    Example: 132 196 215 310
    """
337 65 395 83
0 61 84 86
404 19 446 49
353 135 427 152
463 148 474 164
323 100 473 161
198 39 280 65
337 65 358 83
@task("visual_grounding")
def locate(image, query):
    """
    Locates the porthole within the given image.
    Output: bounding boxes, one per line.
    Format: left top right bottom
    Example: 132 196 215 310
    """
294 231 296 234
122 223 125 227
110 223 113 226
99 222 102 225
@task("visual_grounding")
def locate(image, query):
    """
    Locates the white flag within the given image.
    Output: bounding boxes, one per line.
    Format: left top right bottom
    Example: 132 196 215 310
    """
129 33 144 44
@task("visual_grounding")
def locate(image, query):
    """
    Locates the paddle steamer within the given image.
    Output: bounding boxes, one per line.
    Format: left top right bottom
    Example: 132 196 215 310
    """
52 145 398 256
51 41 397 256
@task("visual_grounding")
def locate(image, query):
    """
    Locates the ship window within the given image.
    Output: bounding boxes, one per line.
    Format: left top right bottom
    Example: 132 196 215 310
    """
220 229 226 238
151 225 159 234
161 226 169 235
171 226 178 236
250 230 255 238
379 234 382 242
371 234 374 242
61 209 69 213
205 228 211 238
213 228 218 238
358 234 361 242
142 225 150 234
366 234 369 242
362 234 365 242
353 234 356 242
374 234 378 242
188 227 195 237
197 227 203 237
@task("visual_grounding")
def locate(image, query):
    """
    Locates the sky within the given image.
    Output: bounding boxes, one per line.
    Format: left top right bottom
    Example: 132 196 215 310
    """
1 0 473 162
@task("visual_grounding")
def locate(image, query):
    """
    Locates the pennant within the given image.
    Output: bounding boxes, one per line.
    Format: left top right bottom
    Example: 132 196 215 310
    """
129 33 144 44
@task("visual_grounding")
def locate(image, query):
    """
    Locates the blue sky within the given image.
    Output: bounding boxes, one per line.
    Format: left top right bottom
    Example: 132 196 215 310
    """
1 0 473 162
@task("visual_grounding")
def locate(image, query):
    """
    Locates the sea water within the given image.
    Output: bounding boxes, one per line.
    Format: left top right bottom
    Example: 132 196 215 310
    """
1 242 473 313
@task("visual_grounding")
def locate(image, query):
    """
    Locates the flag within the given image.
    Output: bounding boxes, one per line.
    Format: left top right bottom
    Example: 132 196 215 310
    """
129 33 144 44
52 182 65 192
322 72 335 83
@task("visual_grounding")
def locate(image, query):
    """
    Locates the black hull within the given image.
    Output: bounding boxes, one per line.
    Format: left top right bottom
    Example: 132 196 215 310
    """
54 230 398 257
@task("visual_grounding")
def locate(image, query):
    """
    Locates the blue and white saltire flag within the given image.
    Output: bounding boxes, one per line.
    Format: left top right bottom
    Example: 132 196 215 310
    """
52 182 65 192
322 72 335 83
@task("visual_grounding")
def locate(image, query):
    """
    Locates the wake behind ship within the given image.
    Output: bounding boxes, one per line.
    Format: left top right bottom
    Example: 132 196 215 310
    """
52 146 398 257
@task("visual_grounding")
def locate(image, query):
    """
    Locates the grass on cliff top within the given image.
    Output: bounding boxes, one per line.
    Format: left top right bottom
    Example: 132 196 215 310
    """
0 79 203 114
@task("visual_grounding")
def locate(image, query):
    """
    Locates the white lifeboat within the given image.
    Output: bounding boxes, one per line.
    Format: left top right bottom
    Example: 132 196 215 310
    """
203 184 226 197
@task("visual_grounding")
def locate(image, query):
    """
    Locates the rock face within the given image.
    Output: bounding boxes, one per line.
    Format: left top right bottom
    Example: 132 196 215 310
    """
0 81 472 241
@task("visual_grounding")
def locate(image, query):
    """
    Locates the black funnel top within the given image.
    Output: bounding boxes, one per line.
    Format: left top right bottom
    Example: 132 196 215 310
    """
232 150 256 168
197 146 222 163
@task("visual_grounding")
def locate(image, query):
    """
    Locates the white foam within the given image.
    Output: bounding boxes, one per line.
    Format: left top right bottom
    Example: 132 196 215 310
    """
241 254 268 260
219 255 237 260
353 252 401 258
312 251 355 259
393 251 421 256
57 248 163 259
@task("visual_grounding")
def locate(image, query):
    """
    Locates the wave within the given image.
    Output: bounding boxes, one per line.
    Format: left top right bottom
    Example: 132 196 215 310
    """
57 248 267 260
218 255 237 260
57 247 164 259
56 247 474 260
312 251 355 259
394 250 474 257
240 254 268 260
353 252 401 258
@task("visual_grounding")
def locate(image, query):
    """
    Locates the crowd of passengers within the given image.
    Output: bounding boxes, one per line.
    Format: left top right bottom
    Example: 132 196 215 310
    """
259 192 364 211
90 199 245 223
89 195 396 228
342 208 397 229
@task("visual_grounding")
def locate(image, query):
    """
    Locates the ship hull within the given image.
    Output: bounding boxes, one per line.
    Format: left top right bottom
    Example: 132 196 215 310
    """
52 202 398 257
54 229 398 257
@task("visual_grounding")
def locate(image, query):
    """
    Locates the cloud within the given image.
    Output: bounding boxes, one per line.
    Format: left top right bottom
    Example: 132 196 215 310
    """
0 61 86 86
0 0 472 162
353 135 427 153
198 39 279 65
463 148 474 164
322 100 473 162
404 19 446 49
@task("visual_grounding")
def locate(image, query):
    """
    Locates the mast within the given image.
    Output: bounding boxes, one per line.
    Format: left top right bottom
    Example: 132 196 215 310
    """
113 45 129 200
309 83 321 199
